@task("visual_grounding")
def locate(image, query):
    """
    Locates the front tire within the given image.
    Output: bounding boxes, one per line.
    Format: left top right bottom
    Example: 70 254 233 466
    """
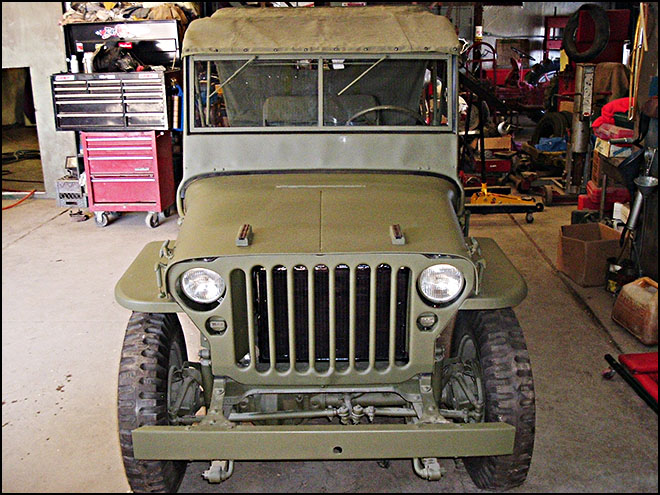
450 309 536 490
118 312 188 493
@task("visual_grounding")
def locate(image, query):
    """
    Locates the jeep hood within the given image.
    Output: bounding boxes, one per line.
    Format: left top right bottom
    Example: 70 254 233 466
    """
172 172 468 261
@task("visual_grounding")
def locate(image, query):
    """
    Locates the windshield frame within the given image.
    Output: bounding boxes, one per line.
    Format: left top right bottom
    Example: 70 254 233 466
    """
186 53 457 134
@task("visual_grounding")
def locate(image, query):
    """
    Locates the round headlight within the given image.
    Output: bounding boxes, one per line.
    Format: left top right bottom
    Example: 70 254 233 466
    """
181 268 226 304
418 264 464 304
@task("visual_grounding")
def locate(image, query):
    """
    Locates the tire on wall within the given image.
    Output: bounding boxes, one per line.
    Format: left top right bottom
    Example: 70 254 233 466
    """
562 4 610 63
449 309 536 491
118 312 189 493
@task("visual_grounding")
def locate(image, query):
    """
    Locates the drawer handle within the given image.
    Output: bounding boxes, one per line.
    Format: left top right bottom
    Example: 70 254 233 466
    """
57 112 123 117
88 156 154 160
57 100 124 105
85 137 152 142
91 178 155 183
87 147 152 151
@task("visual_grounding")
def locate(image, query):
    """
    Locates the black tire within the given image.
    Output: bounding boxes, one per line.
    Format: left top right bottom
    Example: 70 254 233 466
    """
560 111 574 129
530 111 567 145
562 4 610 63
118 312 188 493
450 309 536 491
528 109 546 124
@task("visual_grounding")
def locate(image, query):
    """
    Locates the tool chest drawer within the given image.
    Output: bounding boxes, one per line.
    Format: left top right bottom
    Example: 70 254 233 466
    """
90 177 159 204
83 132 156 175
82 131 175 215
51 71 176 131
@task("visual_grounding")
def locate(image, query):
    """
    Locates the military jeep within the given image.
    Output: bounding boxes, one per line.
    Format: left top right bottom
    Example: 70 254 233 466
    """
115 5 535 492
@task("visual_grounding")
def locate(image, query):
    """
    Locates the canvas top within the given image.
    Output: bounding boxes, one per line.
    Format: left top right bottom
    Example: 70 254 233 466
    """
182 5 461 56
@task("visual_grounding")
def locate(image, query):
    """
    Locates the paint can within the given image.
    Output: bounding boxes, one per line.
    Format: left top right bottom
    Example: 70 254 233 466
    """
605 257 636 294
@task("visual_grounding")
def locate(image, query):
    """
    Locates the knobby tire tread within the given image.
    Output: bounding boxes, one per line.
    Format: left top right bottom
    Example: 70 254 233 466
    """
118 312 188 493
453 309 536 491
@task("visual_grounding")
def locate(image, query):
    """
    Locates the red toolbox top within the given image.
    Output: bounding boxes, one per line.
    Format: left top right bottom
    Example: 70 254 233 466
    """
592 123 635 141
586 180 630 204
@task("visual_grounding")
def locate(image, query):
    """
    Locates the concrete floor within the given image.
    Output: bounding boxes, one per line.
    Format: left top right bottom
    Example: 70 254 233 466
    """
2 188 657 492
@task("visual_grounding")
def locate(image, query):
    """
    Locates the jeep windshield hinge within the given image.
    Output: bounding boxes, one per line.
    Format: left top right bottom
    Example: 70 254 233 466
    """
154 261 168 299
466 237 486 295
159 240 174 259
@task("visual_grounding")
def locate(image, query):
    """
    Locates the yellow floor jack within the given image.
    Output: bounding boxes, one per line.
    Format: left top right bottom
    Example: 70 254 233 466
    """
460 92 544 223
467 182 544 223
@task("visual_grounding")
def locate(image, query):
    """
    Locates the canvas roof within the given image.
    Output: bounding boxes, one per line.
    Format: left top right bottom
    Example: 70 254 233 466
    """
182 5 461 56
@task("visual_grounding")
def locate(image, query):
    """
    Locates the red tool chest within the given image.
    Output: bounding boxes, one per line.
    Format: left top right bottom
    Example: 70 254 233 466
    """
473 159 511 174
81 131 175 227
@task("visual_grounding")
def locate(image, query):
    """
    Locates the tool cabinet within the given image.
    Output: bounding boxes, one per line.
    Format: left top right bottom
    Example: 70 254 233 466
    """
81 131 175 227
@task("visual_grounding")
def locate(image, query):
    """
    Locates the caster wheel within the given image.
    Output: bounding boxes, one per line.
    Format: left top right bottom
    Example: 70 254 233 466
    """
526 212 534 224
177 217 184 227
543 185 553 206
163 205 175 218
95 212 109 228
146 212 160 229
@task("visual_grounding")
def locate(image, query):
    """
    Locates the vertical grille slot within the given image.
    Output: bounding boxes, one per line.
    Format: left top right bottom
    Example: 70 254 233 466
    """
239 262 410 373
271 266 290 368
230 269 249 367
313 265 330 368
375 264 392 364
354 264 371 364
334 265 350 366
293 265 309 370
395 267 411 363
251 266 270 370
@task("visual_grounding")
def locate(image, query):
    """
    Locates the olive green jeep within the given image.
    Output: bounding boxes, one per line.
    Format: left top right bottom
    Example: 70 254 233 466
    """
115 5 535 492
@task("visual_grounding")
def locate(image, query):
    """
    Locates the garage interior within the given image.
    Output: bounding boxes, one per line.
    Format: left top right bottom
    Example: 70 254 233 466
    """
1 2 658 493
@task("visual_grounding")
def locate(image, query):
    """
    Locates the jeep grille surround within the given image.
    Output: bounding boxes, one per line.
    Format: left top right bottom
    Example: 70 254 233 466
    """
166 254 476 385
230 263 412 372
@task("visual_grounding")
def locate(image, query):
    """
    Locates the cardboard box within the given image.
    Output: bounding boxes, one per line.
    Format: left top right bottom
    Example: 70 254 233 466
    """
557 223 622 287
477 135 512 152
558 100 574 113
496 39 531 68
594 137 632 158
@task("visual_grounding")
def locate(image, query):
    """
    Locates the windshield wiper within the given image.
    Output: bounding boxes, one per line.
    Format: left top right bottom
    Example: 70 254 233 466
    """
337 55 387 96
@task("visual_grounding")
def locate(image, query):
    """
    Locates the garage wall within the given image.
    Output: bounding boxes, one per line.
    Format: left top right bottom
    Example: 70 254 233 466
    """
2 2 77 199
483 2 615 65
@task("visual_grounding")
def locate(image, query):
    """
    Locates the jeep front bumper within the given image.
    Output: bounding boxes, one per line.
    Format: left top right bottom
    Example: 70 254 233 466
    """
133 421 515 460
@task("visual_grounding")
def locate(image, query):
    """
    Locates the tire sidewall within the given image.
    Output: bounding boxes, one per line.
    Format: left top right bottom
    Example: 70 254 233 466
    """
563 4 610 63
448 309 536 490
118 312 188 493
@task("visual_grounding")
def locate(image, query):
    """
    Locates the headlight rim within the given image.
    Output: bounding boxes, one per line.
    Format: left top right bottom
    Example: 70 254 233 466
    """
417 263 465 306
179 267 226 307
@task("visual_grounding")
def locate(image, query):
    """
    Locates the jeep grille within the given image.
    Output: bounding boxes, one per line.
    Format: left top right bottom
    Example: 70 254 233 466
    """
230 263 411 372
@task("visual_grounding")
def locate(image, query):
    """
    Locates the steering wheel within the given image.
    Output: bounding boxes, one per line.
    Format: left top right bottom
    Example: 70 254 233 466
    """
511 46 536 62
461 41 498 87
346 105 428 126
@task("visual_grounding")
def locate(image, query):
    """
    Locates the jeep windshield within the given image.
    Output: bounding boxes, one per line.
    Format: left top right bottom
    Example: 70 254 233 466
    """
189 55 454 131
